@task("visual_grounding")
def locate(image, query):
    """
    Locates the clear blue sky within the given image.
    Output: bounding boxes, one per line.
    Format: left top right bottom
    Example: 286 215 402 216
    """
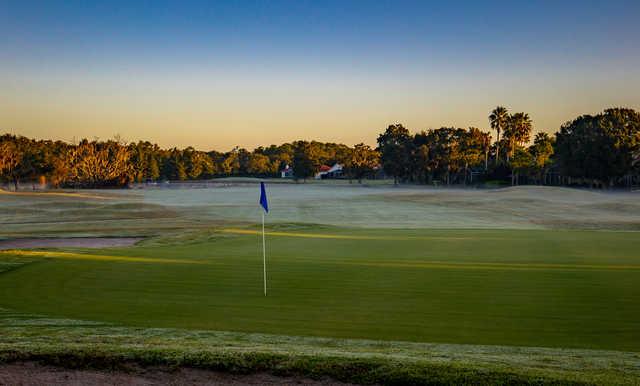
1 0 639 150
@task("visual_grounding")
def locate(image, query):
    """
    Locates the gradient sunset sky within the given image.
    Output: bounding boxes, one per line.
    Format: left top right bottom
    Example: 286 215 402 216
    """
1 0 639 150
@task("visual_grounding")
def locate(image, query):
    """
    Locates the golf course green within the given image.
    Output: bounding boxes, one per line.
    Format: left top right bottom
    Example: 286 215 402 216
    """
1 226 638 351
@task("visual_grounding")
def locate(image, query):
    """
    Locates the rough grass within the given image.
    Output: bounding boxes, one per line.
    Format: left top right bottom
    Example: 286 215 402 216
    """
1 309 638 385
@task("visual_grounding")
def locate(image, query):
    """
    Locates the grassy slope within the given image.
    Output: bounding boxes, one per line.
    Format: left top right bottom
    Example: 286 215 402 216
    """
0 227 638 352
3 184 640 234
2 308 639 385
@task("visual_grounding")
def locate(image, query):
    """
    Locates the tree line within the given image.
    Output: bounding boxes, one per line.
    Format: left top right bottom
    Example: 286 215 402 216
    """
377 107 639 188
0 135 379 189
1 107 638 189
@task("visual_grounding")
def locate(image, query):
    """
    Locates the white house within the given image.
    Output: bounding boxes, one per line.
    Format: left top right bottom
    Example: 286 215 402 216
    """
280 164 294 178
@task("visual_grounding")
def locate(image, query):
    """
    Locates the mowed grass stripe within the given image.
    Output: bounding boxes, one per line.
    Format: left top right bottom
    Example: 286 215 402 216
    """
2 249 637 272
0 250 205 265
221 228 484 240
335 260 640 271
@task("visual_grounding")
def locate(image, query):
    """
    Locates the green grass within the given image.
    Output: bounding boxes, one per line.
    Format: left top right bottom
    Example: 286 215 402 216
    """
1 226 639 351
2 186 639 384
2 308 638 385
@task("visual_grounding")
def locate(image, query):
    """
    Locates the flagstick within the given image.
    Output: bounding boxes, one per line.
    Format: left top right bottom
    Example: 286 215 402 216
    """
262 211 267 296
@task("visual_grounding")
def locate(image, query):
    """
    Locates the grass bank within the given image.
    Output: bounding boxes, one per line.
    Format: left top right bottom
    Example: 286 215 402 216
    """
1 309 638 385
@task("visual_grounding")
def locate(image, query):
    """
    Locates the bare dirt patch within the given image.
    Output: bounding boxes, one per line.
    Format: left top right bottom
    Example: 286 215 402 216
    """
0 362 355 385
0 238 142 250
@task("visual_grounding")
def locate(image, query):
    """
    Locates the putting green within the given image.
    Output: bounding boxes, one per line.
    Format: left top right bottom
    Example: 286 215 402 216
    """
0 227 639 351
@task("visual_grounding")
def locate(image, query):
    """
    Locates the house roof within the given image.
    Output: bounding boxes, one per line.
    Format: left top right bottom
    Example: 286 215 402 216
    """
327 163 342 173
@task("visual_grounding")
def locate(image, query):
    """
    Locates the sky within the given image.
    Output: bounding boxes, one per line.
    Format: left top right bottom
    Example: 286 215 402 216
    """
1 0 639 151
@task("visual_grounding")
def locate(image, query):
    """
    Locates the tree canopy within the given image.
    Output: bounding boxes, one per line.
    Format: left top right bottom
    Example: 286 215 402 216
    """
1 107 638 189
555 108 640 187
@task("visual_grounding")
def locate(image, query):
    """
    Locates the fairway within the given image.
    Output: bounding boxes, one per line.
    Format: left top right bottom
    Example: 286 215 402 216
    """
1 226 639 351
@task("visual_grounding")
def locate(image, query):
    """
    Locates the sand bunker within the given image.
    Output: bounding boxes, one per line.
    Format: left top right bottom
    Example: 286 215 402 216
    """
0 237 142 250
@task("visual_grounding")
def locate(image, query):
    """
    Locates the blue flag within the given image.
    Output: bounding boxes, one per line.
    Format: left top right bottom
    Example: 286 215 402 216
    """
259 182 268 213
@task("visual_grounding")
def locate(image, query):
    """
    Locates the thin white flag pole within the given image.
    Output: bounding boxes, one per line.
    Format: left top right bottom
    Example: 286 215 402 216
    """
262 211 267 296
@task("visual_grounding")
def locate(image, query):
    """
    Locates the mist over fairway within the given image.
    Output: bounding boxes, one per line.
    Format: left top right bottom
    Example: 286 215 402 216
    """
2 183 640 237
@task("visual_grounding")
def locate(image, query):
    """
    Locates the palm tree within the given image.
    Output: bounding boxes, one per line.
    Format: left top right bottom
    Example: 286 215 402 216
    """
489 106 508 165
481 131 491 171
505 112 533 162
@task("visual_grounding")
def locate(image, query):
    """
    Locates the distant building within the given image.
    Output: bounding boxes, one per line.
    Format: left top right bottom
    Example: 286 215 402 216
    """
372 165 386 180
316 163 343 179
280 164 294 178
316 164 331 178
